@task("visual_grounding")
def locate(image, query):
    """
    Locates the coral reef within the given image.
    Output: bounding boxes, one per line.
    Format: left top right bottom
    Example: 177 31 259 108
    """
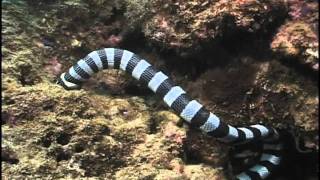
271 0 319 72
2 0 318 179
139 0 287 57
1 82 228 179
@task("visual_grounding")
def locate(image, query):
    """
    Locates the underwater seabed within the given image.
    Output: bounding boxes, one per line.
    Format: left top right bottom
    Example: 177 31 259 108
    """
2 0 318 179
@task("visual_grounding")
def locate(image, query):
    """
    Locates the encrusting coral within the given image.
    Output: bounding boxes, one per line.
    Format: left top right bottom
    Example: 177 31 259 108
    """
2 0 318 179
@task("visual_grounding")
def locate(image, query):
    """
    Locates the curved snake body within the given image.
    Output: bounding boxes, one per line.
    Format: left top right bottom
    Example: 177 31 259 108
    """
57 48 283 180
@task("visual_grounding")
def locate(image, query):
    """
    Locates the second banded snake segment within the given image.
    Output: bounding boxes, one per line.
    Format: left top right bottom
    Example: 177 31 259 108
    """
57 48 283 180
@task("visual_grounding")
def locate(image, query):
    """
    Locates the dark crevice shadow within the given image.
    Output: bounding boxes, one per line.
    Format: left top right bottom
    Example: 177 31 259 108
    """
227 128 318 179
278 55 319 83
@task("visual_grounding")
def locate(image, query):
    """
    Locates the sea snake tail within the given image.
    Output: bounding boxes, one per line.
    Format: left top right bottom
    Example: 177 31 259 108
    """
57 48 283 180
235 131 283 180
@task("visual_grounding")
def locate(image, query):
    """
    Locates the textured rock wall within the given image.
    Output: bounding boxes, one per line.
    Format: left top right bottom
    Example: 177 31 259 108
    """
2 0 318 179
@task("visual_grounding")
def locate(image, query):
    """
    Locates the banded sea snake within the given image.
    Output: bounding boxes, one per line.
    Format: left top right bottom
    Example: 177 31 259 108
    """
57 48 284 180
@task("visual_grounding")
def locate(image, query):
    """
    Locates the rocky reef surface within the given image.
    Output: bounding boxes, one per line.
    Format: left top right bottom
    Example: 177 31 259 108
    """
2 0 318 179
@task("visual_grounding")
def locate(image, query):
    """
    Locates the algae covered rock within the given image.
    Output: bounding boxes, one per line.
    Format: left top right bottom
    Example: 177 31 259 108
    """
1 82 229 179
2 83 151 179
2 0 318 179
140 0 287 57
271 0 319 72
271 21 319 71
186 56 318 135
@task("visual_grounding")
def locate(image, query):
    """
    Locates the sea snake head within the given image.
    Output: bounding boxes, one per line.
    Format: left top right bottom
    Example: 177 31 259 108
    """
57 72 82 90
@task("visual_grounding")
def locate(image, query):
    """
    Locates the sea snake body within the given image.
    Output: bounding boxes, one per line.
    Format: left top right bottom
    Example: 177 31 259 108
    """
57 48 283 180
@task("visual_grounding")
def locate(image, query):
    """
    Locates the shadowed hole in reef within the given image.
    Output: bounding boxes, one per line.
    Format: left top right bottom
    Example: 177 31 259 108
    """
42 102 55 112
56 151 71 162
182 143 202 164
18 66 38 86
2 149 19 164
124 82 152 96
279 56 319 82
56 133 71 145
74 143 86 153
1 111 9 125
273 130 319 180
2 156 19 164
41 138 52 148
40 131 55 148
3 96 15 105
98 126 111 135
148 117 158 134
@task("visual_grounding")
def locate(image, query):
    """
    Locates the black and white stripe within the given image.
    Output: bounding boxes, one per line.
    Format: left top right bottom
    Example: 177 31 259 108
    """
235 135 283 180
57 48 283 179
